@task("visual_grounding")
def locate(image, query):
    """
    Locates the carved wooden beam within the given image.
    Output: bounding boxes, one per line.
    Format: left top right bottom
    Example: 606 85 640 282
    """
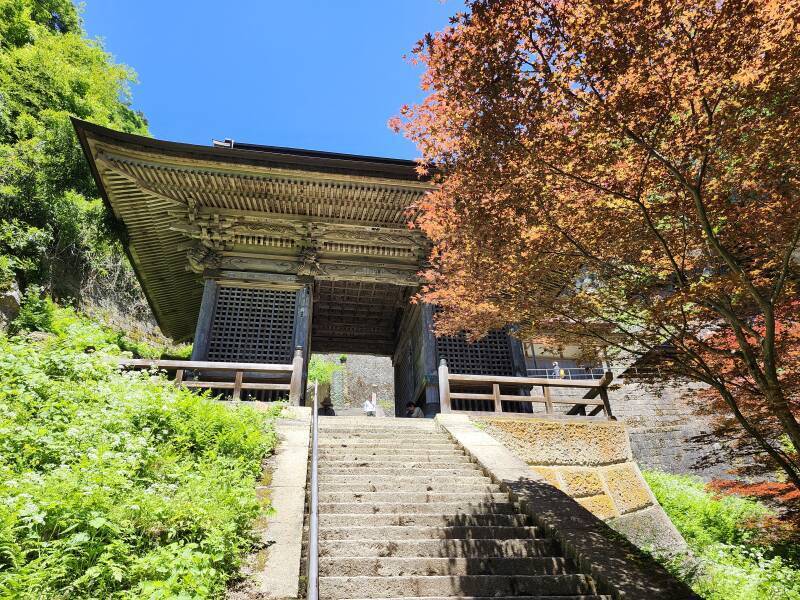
211 254 419 286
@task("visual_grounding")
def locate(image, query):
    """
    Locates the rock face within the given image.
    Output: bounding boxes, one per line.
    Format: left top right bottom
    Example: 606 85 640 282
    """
476 416 687 556
0 280 21 331
319 354 395 414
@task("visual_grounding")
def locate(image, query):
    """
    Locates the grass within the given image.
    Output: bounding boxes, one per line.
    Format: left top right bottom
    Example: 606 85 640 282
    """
0 299 280 598
644 470 800 600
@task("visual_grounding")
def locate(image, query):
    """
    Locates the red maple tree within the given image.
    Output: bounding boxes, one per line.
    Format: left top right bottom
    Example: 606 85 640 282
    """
393 0 800 489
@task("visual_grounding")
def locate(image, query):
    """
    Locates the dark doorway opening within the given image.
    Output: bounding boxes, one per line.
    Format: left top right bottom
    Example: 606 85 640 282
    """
311 280 412 355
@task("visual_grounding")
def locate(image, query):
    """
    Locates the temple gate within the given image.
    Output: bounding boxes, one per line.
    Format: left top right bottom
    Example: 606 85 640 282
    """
74 119 527 413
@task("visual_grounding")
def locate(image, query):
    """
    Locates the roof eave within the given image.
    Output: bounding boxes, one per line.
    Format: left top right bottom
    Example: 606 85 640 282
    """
71 117 183 339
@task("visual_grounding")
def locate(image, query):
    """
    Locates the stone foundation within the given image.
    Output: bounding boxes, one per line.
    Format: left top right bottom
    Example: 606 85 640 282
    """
608 377 744 479
476 416 687 555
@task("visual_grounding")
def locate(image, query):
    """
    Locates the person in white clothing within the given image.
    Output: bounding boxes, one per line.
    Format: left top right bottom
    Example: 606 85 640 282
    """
363 396 376 417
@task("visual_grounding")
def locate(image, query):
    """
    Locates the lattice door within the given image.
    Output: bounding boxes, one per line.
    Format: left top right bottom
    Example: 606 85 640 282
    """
435 328 515 376
207 286 297 363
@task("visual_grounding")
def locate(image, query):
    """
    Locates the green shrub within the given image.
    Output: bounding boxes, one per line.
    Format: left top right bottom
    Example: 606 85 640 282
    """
644 470 770 548
0 305 279 598
11 284 55 333
644 470 800 600
689 544 800 600
307 355 342 386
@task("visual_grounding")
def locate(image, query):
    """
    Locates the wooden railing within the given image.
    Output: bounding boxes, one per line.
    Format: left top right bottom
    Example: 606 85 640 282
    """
119 347 305 404
438 359 614 419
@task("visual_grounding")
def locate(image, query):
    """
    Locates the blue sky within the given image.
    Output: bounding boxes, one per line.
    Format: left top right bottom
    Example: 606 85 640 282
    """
81 1 458 159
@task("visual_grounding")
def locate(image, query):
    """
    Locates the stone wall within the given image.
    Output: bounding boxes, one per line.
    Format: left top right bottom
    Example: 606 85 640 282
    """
317 353 394 415
608 377 741 479
476 416 686 555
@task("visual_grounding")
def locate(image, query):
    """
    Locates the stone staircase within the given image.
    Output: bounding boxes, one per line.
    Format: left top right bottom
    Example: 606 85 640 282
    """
308 416 611 600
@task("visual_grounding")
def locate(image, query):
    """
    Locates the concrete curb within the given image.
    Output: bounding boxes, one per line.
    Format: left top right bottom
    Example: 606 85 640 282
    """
248 405 311 598
435 414 700 600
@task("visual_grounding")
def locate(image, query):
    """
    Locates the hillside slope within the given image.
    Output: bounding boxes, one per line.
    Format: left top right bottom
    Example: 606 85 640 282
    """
0 302 279 598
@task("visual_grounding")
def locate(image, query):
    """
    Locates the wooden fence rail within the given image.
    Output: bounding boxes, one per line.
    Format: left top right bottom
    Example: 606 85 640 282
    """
438 359 614 419
119 347 304 404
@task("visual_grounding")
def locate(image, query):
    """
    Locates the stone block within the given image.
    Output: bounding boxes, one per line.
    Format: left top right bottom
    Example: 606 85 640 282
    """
608 505 687 556
481 418 632 465
602 463 653 515
558 468 605 498
576 493 618 520
529 466 561 489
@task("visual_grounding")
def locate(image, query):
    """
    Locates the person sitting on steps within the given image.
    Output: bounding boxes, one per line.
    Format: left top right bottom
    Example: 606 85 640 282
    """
318 395 335 417
405 401 424 418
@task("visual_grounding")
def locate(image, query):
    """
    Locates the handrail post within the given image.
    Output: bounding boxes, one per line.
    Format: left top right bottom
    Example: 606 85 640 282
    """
232 370 243 401
492 383 502 414
289 347 303 405
306 380 319 600
438 359 451 413
543 385 553 415
599 370 615 420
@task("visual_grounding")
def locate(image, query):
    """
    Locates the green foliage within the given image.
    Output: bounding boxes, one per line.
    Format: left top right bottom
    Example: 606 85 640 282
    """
307 355 342 386
11 295 190 359
0 219 49 290
645 470 771 549
644 470 800 600
10 283 54 333
0 0 148 297
0 304 278 597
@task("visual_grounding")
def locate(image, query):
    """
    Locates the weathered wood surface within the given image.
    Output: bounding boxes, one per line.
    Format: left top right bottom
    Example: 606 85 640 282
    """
120 358 293 372
119 349 304 404
77 120 435 340
447 371 612 388
438 360 614 419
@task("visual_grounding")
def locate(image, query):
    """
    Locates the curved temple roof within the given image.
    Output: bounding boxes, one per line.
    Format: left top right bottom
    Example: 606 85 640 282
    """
72 119 435 341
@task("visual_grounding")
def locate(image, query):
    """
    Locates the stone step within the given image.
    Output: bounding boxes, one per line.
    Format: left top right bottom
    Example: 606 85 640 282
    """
318 442 456 450
319 467 481 477
319 462 478 473
318 428 438 435
317 430 440 437
319 538 557 558
319 454 472 464
319 435 449 442
320 482 500 494
318 525 539 541
319 501 516 515
318 447 463 457
318 492 507 504
336 596 611 600
318 418 435 426
320 557 571 577
319 513 529 527
319 474 492 485
319 574 597 599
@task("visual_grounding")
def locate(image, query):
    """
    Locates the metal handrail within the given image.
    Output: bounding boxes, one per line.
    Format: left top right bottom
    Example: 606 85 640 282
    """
525 367 607 380
306 380 319 600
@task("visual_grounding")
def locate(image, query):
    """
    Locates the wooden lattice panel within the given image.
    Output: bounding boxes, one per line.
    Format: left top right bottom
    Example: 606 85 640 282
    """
207 286 297 363
436 329 515 376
